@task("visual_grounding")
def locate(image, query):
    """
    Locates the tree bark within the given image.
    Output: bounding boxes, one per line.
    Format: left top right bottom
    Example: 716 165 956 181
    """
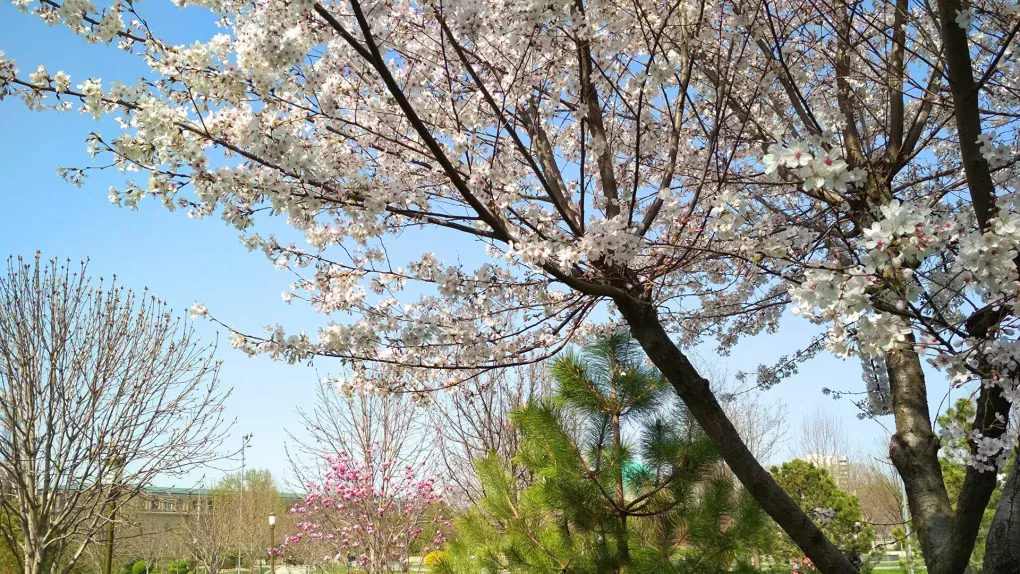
615 295 858 574
885 342 958 573
983 459 1020 573
104 503 116 574
933 0 997 229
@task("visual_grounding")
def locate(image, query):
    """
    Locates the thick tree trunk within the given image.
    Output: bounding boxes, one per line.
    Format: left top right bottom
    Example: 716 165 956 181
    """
615 296 858 574
885 343 962 574
982 460 1020 573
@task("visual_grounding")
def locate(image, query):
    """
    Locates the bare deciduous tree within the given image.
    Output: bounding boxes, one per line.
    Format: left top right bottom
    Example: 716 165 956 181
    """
429 365 551 505
118 517 184 574
211 470 287 572
847 460 906 542
702 360 789 465
179 495 229 574
287 381 432 489
0 254 231 574
795 406 856 464
721 392 789 465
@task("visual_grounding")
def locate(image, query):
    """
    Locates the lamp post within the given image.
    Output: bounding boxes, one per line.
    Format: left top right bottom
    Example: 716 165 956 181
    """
238 433 252 574
268 514 276 574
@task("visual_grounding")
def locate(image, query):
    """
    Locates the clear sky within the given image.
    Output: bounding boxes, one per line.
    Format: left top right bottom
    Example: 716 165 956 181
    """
0 1 959 489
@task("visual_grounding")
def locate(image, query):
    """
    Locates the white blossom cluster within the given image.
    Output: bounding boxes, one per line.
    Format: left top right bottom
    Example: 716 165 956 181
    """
978 133 1013 169
776 153 1020 469
762 137 867 192
4 0 1020 478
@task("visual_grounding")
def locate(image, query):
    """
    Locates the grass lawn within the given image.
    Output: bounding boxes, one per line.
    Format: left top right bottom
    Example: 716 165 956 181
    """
871 565 926 573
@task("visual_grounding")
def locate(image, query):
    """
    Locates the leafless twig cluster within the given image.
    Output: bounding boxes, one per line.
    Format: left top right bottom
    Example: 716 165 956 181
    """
0 253 231 574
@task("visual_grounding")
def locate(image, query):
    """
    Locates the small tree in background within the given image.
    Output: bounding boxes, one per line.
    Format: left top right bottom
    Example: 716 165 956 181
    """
210 470 284 571
281 450 448 574
0 254 230 574
178 496 230 574
436 333 768 573
767 460 875 571
287 382 432 489
429 366 552 506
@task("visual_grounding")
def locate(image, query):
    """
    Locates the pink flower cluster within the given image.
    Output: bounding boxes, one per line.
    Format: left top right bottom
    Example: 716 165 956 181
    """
277 450 449 572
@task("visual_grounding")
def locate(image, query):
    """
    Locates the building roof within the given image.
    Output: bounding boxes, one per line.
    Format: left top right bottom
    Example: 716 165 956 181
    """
141 486 306 499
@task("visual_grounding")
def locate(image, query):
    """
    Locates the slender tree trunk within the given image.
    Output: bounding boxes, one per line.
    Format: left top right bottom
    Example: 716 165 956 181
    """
923 0 1019 566
24 547 46 574
104 503 117 574
982 460 1020 573
612 411 628 572
615 296 858 574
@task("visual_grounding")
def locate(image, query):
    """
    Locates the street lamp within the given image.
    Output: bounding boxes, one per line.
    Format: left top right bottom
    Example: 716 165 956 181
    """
237 433 252 574
268 514 276 574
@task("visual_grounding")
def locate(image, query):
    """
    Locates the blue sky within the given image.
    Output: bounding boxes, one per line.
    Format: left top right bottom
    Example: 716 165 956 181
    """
0 1 959 488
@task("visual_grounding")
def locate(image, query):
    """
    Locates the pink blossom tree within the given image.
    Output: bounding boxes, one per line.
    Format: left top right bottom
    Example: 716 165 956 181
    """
280 450 448 574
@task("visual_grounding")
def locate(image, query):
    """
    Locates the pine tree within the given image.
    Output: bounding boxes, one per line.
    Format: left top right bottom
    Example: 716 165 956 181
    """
766 460 875 571
434 332 767 573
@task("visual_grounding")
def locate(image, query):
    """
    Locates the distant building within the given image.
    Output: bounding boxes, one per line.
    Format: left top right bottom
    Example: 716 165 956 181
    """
800 454 852 486
110 486 306 545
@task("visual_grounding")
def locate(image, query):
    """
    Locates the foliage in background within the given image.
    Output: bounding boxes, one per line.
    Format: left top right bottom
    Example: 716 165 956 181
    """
435 333 768 573
0 541 16 574
767 460 875 571
209 469 291 570
0 511 19 574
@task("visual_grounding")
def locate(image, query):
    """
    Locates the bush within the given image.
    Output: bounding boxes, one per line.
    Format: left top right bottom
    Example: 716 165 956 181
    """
167 560 189 574
423 551 447 567
130 561 148 574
